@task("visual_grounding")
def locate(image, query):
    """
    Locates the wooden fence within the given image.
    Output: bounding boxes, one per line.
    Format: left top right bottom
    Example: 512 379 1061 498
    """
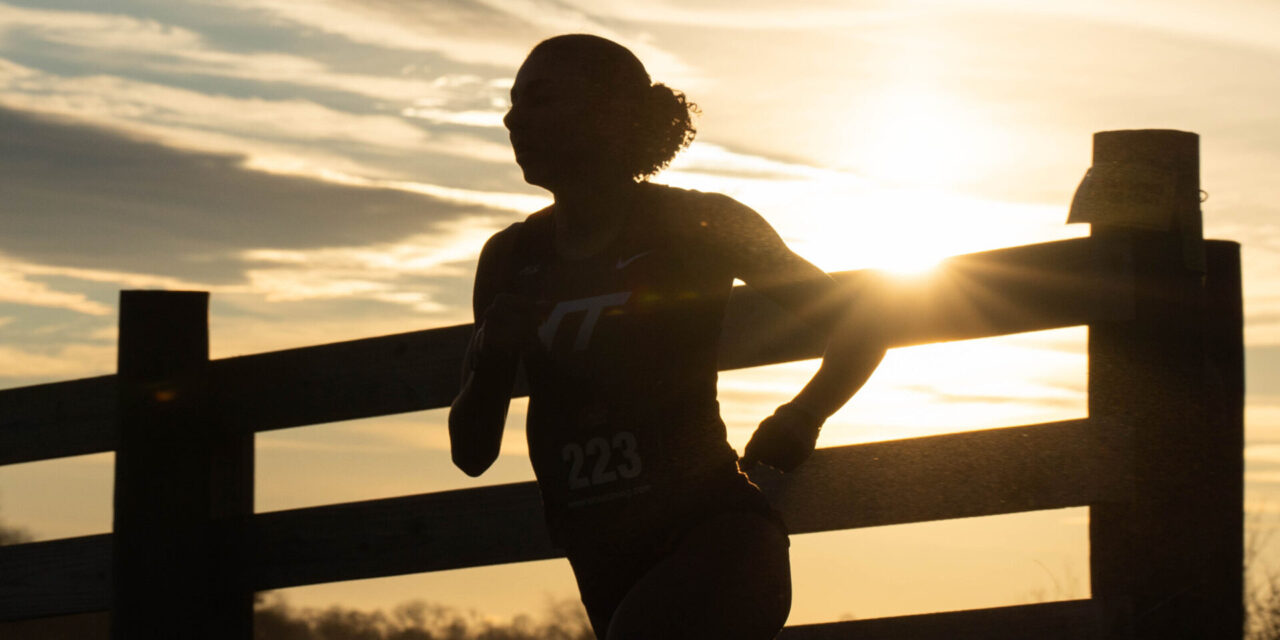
0 130 1243 639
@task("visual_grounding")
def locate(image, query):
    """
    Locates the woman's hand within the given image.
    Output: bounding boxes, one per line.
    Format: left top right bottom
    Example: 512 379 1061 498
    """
740 403 824 472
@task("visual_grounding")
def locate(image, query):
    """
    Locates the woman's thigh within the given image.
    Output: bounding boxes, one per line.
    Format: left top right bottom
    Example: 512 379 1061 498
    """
604 510 792 640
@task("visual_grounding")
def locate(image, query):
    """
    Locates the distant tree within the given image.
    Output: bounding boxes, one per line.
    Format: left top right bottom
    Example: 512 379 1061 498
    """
0 509 591 640
1248 575 1280 640
253 593 594 640
1247 514 1280 640
0 511 32 545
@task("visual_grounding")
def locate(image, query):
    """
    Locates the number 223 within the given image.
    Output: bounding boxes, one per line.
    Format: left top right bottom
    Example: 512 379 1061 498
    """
561 431 642 489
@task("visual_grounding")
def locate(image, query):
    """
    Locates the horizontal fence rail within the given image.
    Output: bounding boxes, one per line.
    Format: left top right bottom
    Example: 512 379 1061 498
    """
0 235 1136 467
778 600 1103 640
0 418 1129 620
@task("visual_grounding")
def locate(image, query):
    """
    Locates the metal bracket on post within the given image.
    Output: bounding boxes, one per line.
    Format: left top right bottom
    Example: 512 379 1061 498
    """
1068 130 1205 273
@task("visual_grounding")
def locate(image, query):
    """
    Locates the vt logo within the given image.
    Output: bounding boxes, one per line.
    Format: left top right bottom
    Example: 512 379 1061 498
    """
538 292 631 351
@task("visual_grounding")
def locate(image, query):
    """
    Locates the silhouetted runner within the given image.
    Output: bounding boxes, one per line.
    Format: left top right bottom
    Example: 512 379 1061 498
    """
449 34 885 640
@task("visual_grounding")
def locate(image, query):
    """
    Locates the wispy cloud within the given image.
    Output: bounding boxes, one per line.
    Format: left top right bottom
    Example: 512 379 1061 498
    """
0 263 112 316
1247 472 1280 485
1246 444 1280 466
223 0 537 66
0 3 491 103
0 107 510 287
555 0 921 30
225 0 695 83
945 0 1280 54
0 59 430 157
0 343 115 380
1248 347 1280 400
469 0 694 76
238 221 504 313
1243 240 1280 346
262 164 549 214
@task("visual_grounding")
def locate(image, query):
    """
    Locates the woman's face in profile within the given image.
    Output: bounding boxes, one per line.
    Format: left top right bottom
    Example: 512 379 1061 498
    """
504 50 626 190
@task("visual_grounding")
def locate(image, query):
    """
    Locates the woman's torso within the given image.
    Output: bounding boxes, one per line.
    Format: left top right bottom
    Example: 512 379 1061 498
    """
500 184 762 551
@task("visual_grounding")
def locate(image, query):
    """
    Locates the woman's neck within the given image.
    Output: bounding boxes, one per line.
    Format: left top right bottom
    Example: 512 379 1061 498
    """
550 179 643 260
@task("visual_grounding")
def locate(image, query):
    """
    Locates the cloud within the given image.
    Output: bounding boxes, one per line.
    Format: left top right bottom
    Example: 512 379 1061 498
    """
8 260 211 291
202 297 476 358
0 59 489 164
0 3 488 104
236 226 500 314
1246 472 1280 485
259 164 549 216
0 343 115 381
554 0 921 30
943 0 1280 55
1246 444 1280 466
0 264 112 315
1248 346 1280 400
0 106 510 286
222 0 540 66
666 142 837 181
225 0 695 82
401 106 506 128
468 0 693 74
1241 240 1280 346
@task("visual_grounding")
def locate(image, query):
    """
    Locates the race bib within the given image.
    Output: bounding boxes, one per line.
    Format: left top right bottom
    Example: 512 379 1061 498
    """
558 429 653 508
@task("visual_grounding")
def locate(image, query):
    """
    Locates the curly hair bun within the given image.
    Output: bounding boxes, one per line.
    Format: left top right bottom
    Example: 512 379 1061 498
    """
635 83 698 179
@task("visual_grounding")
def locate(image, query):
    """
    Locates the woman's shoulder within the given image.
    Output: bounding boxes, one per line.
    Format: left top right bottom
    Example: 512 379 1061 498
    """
490 206 554 241
645 183 774 247
646 182 740 209
481 206 553 263
643 183 758 231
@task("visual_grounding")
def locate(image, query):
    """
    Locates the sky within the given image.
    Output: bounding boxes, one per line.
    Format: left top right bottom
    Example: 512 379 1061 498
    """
2 0 1279 627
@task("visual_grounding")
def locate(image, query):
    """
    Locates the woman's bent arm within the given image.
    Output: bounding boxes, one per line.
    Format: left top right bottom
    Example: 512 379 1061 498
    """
447 230 526 476
703 195 886 470
740 272 887 471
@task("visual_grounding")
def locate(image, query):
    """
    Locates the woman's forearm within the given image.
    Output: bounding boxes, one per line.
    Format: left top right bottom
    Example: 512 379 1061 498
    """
448 353 519 476
790 306 886 420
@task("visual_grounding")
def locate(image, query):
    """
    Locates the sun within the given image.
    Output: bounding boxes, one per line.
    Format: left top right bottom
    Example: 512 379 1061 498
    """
768 80 1012 276
861 231 947 276
780 184 994 278
665 81 1035 279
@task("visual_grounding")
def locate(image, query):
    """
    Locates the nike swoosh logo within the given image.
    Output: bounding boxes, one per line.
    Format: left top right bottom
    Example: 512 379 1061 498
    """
615 250 652 269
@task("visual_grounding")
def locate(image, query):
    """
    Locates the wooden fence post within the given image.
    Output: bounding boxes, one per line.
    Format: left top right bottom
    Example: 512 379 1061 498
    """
1080 130 1243 638
112 291 253 639
1204 239 1246 633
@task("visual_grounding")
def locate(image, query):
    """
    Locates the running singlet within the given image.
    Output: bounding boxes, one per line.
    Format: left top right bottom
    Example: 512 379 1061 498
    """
494 184 768 552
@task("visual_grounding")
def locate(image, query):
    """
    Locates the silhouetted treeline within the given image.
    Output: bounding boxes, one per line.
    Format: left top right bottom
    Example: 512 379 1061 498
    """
1 512 593 639
1249 520 1280 640
1252 578 1280 640
0 513 31 545
0 593 593 640
253 593 594 640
